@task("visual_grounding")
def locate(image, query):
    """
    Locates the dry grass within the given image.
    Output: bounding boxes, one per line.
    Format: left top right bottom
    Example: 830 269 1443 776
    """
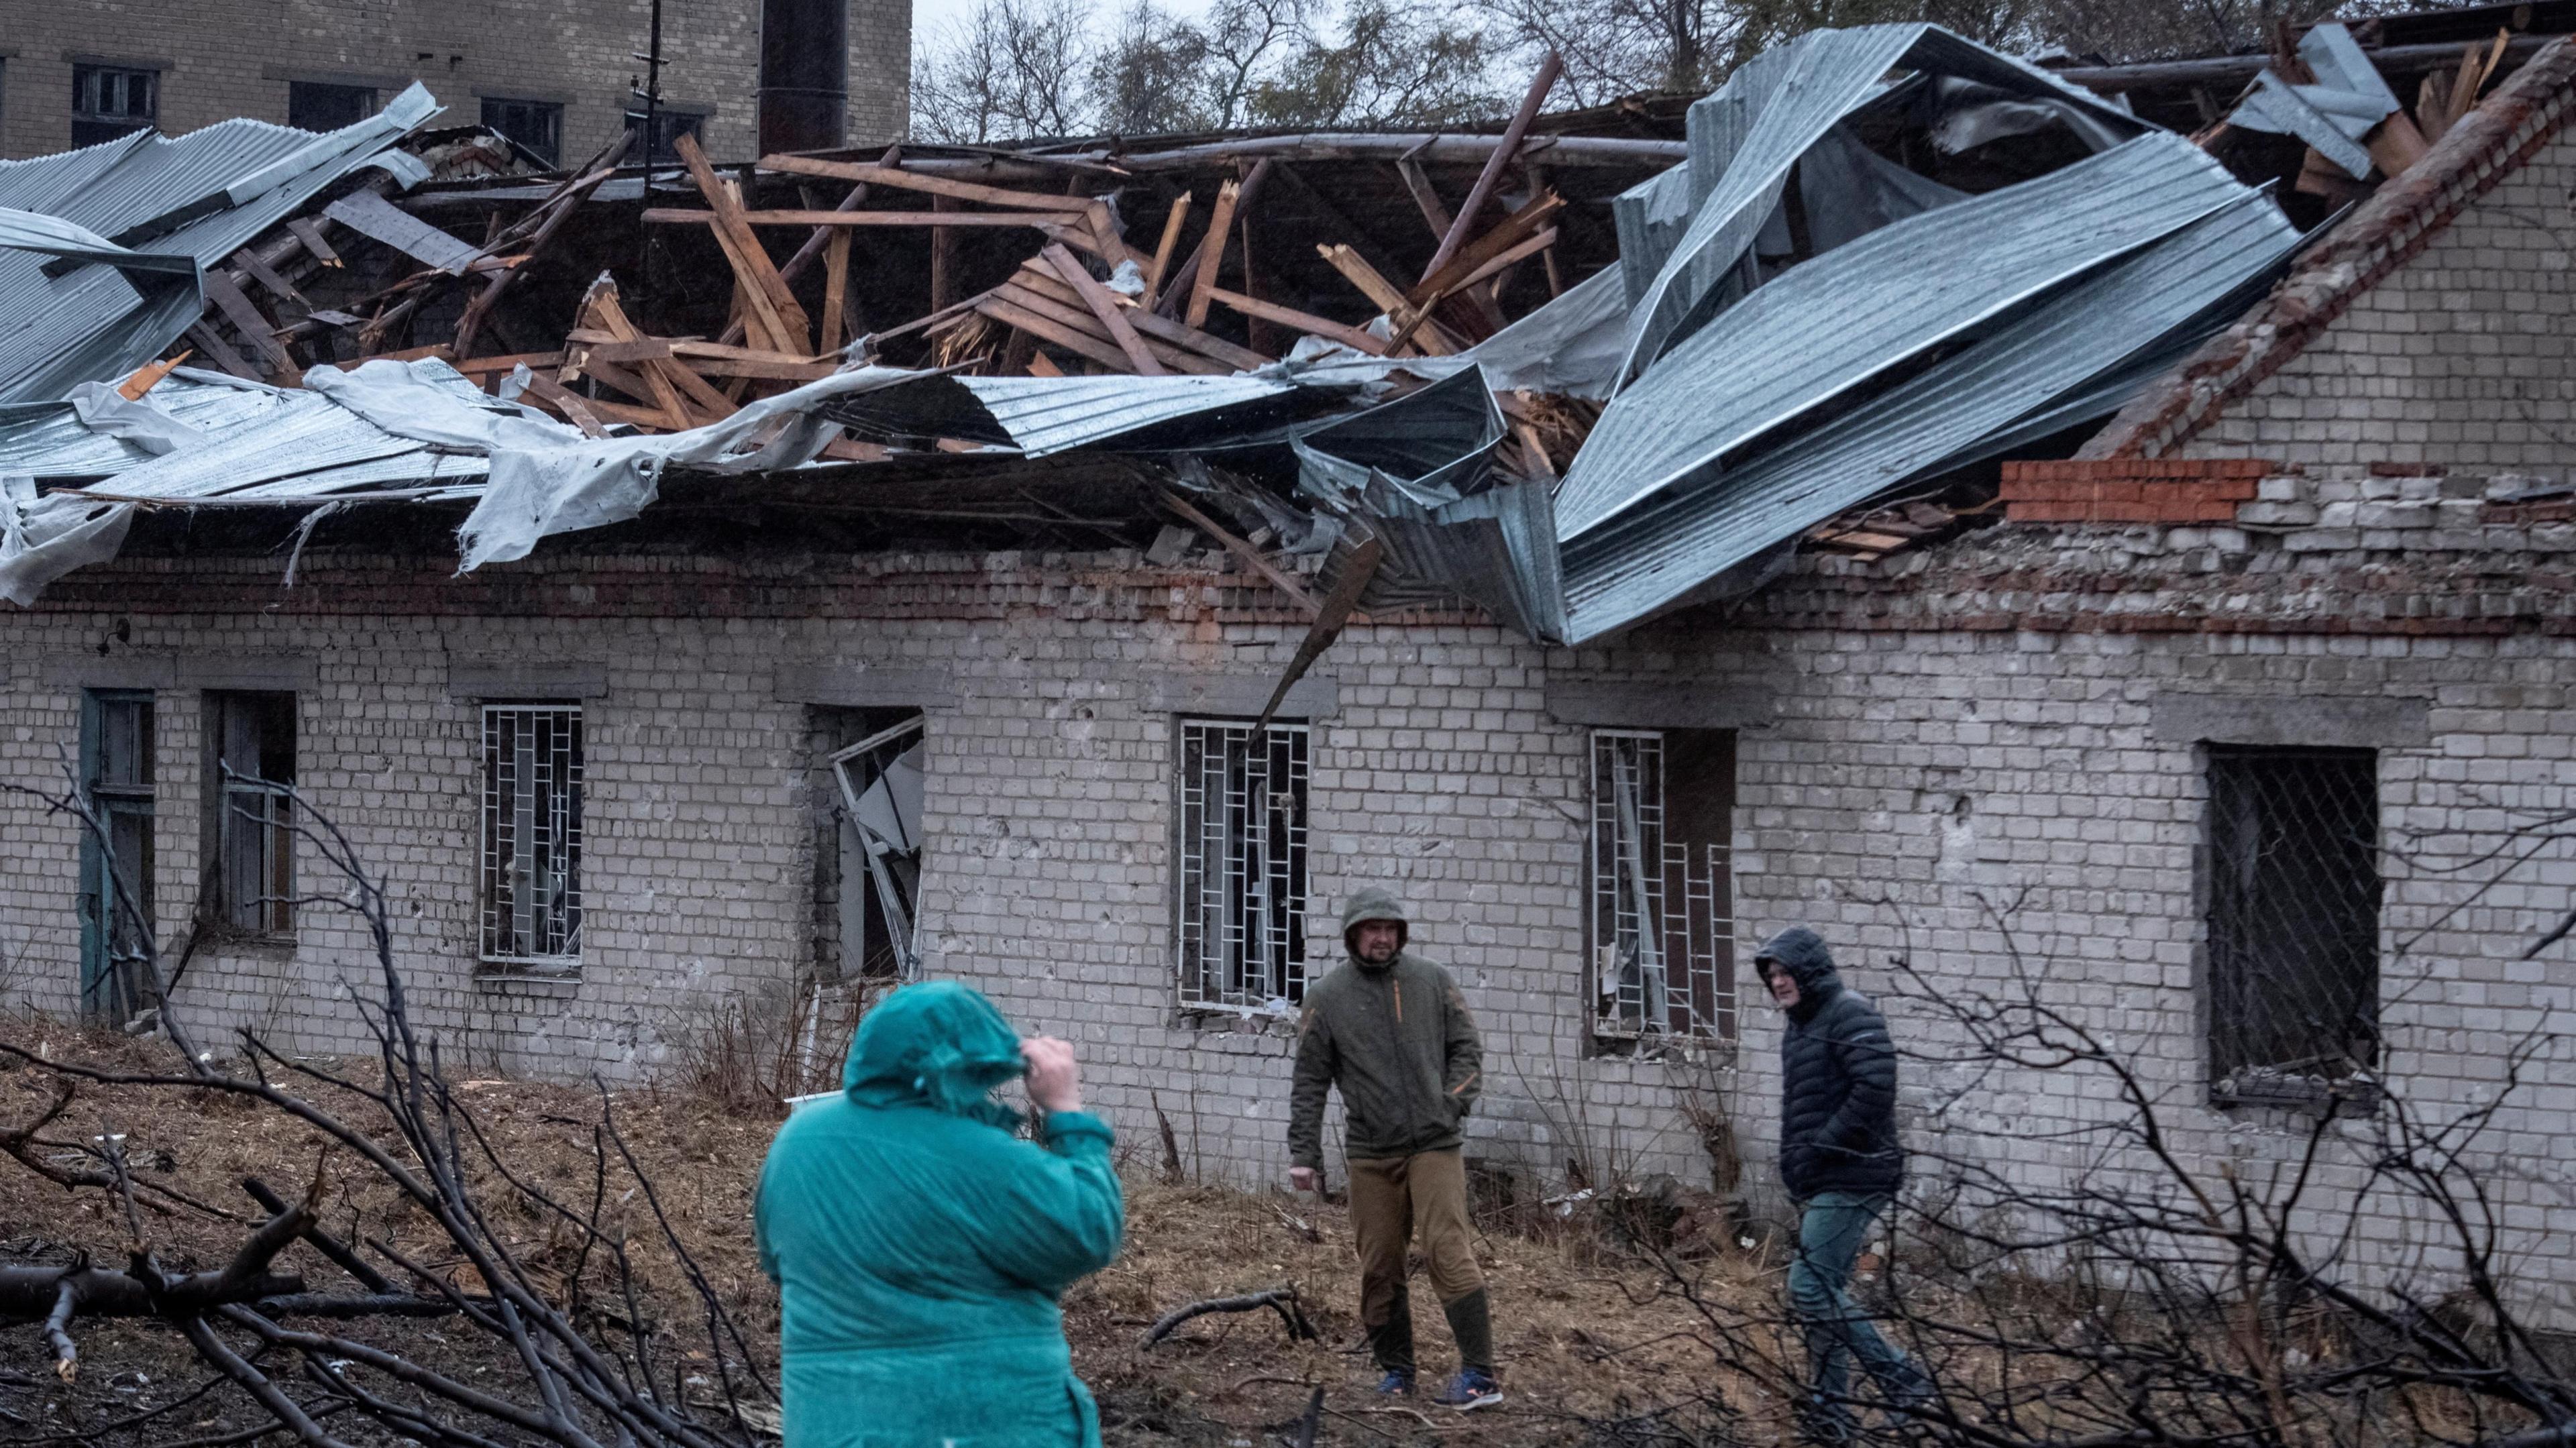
0 1017 1783 1445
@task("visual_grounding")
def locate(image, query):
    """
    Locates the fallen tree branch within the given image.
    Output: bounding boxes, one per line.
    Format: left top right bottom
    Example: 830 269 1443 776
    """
1138 1286 1318 1349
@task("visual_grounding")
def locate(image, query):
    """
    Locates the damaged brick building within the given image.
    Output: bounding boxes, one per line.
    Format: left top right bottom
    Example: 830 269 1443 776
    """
3 10 2572 1333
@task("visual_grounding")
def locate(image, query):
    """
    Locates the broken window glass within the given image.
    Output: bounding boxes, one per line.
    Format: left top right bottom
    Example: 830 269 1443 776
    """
209 691 296 936
80 690 155 1022
1176 719 1309 1010
1591 728 1736 1042
481 704 583 968
830 715 926 980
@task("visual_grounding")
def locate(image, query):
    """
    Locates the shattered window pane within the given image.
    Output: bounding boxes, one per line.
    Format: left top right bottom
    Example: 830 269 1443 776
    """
1177 720 1308 1010
1591 728 1735 1042
481 704 584 968
830 714 927 981
209 691 297 936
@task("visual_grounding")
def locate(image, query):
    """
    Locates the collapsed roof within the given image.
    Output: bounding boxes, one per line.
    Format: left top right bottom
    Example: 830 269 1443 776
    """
0 14 2555 645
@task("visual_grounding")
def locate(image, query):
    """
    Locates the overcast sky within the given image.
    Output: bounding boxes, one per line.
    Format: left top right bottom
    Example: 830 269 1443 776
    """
909 0 1222 59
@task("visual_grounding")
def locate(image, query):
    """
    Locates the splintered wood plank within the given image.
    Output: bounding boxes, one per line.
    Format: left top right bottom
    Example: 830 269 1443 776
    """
931 194 957 313
674 133 811 355
230 248 306 305
1205 287 1385 356
518 372 609 437
1004 273 1240 374
1040 243 1161 376
282 217 341 267
1316 243 1453 355
820 230 851 355
570 278 694 429
1185 179 1240 331
1405 190 1562 307
1027 351 1065 377
971 296 1134 373
184 323 262 381
1144 193 1191 307
756 154 1094 213
1083 199 1134 268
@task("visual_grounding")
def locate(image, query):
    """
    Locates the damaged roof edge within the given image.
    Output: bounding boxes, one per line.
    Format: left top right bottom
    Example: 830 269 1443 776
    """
2083 34 2576 461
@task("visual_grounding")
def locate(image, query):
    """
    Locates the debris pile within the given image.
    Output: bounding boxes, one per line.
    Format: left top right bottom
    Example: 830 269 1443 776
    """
1 14 2561 637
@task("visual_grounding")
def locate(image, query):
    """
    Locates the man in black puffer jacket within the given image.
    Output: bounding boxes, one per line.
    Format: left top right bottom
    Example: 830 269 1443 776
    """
1757 926 1930 1443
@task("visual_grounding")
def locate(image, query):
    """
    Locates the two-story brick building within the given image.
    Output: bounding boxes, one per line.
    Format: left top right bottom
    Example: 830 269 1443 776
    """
0 0 909 164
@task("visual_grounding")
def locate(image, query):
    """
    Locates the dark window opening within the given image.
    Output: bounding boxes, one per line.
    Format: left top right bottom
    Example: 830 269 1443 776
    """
72 64 157 148
1591 728 1737 1042
815 708 926 982
480 97 564 166
2206 746 2382 1099
1176 719 1309 1009
79 690 156 1023
288 81 376 132
623 106 706 162
207 692 296 937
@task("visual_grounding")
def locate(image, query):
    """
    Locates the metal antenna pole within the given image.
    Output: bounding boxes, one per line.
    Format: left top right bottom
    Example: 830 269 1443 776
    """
633 0 666 299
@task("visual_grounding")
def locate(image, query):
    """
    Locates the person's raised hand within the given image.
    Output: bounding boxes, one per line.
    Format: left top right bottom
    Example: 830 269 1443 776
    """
1289 1166 1318 1193
1021 1036 1083 1115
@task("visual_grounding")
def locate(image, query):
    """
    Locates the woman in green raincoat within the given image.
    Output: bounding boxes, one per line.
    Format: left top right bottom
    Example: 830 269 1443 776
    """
755 981 1124 1447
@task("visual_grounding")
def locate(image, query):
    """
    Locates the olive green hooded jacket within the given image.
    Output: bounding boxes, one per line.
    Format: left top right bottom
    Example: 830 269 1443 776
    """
1288 887 1484 1169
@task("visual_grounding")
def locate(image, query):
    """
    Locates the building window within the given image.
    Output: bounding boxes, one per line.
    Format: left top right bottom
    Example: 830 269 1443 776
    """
822 711 926 980
1176 719 1308 1009
623 106 706 162
1590 728 1737 1042
207 693 296 936
480 704 583 969
481 97 564 166
288 81 376 132
72 64 157 148
78 690 156 1022
2206 746 2381 1098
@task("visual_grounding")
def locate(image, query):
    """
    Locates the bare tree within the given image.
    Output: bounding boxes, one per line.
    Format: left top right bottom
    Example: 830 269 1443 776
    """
0 769 781 1448
1249 0 1505 126
912 0 1099 143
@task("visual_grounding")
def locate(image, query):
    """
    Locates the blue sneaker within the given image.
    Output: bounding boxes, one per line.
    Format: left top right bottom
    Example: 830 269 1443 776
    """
1433 1370 1502 1411
1375 1368 1415 1396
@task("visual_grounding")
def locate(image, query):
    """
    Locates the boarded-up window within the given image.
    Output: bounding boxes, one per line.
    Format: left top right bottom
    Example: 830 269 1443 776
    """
481 704 583 968
1176 720 1308 1009
1590 728 1736 1042
207 692 296 936
2206 746 2380 1095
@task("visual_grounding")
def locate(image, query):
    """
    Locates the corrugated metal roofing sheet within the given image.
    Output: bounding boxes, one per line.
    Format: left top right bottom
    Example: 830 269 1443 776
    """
1558 131 2249 541
0 372 294 477
0 86 438 405
959 374 1295 455
1559 192 2305 641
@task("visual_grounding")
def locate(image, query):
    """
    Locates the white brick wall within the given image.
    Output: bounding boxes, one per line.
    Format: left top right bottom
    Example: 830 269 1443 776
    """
4 551 2570 1328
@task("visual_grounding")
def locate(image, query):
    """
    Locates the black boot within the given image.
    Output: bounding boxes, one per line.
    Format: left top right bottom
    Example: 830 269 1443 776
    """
1366 1283 1416 1383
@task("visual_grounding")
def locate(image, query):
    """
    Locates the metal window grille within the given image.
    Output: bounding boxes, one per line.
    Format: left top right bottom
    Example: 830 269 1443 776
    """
1591 730 1735 1040
1176 720 1309 1008
2206 746 2381 1090
481 705 584 967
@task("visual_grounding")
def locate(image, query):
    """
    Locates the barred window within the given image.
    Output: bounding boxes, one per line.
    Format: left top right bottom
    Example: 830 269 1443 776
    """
207 692 296 936
1176 720 1308 1009
2206 746 2381 1097
1591 728 1737 1042
481 704 583 968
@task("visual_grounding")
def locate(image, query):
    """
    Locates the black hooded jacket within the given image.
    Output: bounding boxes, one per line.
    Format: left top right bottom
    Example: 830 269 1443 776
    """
1760 928 1902 1200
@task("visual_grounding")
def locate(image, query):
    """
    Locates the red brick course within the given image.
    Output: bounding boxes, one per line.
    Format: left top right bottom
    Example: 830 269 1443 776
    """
1998 459 2271 525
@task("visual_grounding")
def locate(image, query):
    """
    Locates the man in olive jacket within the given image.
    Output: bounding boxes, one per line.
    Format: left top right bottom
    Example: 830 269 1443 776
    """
1287 887 1498 1410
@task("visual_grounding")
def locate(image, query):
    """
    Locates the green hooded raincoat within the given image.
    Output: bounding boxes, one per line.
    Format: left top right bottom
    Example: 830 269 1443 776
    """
755 981 1124 1448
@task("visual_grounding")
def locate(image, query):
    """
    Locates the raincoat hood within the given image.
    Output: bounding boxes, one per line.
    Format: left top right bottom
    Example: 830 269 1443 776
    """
841 981 1027 1131
1341 887 1411 959
1755 927 1842 1015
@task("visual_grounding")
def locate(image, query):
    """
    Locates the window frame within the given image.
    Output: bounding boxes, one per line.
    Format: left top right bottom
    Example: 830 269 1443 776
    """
2202 744 2383 1107
826 712 928 981
1173 716 1311 1013
72 63 157 146
1587 726 1737 1045
480 96 565 167
78 689 157 1022
204 691 299 941
621 105 708 162
286 80 378 132
478 702 586 972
